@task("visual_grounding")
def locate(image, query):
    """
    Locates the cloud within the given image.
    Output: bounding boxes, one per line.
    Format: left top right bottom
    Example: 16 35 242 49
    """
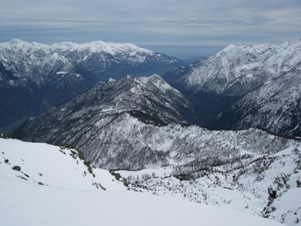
0 0 300 45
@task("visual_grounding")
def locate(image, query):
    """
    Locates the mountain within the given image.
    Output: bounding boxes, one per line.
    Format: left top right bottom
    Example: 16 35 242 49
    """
11 87 301 225
0 39 183 133
13 74 199 169
164 40 301 137
0 140 284 226
9 64 301 225
215 61 301 137
13 75 300 171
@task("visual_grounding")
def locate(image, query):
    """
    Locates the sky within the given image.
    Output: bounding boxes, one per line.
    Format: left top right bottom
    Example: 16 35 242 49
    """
1 0 301 58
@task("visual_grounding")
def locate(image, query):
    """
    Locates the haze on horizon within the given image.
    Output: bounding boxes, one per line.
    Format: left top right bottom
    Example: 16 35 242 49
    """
1 0 300 58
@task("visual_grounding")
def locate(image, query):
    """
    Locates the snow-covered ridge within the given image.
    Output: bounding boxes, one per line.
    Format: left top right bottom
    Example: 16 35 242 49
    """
0 38 153 56
182 39 301 94
137 74 183 95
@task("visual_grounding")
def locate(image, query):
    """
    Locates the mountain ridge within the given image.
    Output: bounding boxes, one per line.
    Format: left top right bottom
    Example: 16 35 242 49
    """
0 39 184 133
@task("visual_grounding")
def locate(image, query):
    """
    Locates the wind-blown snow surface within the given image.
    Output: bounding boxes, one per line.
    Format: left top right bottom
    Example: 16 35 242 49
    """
0 138 286 226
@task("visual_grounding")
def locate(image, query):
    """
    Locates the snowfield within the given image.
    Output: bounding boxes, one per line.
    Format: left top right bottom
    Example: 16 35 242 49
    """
0 177 286 226
0 138 126 191
0 138 286 226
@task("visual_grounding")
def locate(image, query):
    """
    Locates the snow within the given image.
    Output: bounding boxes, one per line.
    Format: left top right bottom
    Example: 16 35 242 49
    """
56 71 68 75
108 78 116 82
0 138 126 191
0 175 286 226
0 138 287 226
119 166 174 179
270 188 301 225
183 39 301 95
274 188 301 211
116 141 301 226
0 39 153 62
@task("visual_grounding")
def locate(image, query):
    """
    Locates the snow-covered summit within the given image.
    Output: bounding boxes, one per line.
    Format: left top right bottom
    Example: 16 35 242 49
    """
173 39 301 95
1 39 152 56
52 40 153 56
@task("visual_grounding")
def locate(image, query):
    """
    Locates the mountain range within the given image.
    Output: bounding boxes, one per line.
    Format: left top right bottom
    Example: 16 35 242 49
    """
2 38 301 226
164 39 301 138
0 39 183 133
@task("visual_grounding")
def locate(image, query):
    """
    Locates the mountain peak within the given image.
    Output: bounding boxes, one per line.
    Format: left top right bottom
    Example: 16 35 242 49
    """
222 44 237 52
4 38 31 48
9 38 25 44
164 39 301 137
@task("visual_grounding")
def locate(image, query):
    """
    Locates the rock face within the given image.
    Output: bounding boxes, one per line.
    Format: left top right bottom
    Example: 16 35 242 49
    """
164 39 301 137
0 39 183 133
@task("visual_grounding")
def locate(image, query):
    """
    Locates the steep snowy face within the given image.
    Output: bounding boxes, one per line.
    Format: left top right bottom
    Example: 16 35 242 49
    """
0 39 183 133
168 39 301 96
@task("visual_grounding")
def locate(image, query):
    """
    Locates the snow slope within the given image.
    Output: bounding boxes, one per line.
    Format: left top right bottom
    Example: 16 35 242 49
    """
0 138 285 226
0 138 126 191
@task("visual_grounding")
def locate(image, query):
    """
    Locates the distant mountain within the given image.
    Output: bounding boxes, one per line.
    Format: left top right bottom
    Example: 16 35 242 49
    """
164 39 301 137
0 39 183 133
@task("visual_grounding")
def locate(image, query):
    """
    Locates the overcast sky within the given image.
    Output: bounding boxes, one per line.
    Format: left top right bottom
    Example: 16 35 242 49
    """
1 0 300 57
